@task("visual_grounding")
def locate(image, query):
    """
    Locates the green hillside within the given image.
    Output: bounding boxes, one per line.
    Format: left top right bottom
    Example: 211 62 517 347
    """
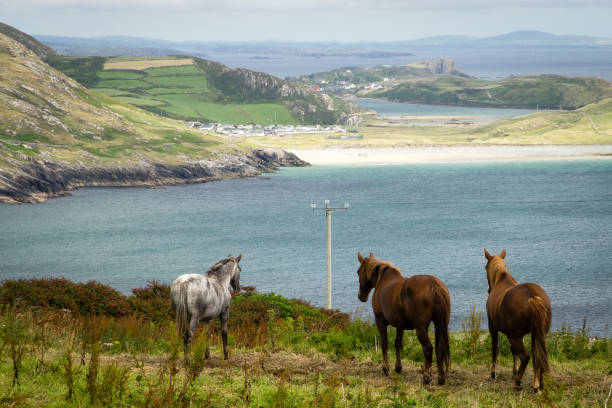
48 55 359 125
369 74 612 110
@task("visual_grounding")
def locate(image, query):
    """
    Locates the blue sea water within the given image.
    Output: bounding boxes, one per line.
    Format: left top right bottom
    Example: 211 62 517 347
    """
208 47 612 81
350 98 538 119
1 161 611 334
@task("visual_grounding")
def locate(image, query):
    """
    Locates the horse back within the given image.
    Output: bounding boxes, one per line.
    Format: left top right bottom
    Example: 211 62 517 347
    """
376 274 448 329
497 282 551 335
171 274 226 320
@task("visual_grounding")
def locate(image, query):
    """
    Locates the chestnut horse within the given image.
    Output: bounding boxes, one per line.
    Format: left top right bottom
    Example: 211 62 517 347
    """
357 252 450 385
484 249 551 392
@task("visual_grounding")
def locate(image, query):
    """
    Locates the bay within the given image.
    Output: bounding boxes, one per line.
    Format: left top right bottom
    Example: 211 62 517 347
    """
1 161 611 335
350 98 538 121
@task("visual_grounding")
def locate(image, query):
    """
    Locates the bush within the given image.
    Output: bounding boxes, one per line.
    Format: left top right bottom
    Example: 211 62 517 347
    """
128 281 173 323
0 278 130 317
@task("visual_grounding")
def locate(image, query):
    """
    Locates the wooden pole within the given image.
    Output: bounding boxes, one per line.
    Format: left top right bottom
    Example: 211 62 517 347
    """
326 207 332 309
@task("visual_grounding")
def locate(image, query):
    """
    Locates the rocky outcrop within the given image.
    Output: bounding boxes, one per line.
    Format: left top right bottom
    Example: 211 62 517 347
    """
419 58 469 77
0 149 309 204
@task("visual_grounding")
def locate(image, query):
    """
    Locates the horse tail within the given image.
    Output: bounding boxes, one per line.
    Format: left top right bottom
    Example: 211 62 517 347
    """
528 296 550 375
172 282 190 344
432 283 451 381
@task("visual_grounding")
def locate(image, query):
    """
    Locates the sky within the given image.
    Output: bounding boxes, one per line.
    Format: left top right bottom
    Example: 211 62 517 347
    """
2 0 612 42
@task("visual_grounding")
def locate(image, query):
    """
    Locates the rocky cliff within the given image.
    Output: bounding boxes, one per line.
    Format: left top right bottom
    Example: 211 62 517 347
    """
416 58 468 77
0 149 308 204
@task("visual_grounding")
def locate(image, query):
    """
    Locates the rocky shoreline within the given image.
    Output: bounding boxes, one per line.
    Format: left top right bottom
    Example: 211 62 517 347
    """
0 148 308 204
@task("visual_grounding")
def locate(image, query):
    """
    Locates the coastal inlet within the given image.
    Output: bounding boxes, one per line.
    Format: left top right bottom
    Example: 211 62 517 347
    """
1 161 611 334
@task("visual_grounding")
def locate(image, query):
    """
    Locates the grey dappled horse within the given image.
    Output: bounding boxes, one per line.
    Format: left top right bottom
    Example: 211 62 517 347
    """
171 254 242 359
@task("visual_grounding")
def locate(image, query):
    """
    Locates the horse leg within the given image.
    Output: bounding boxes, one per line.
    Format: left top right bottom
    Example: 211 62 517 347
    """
533 364 541 393
415 326 433 385
394 328 403 374
197 320 210 359
512 351 520 378
508 336 530 387
220 312 229 360
185 315 200 351
489 328 498 381
375 316 390 376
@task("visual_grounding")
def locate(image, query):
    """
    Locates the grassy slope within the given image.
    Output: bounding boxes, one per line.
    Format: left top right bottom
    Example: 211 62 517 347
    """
0 32 243 171
94 63 298 124
0 279 609 407
369 75 612 110
244 99 612 149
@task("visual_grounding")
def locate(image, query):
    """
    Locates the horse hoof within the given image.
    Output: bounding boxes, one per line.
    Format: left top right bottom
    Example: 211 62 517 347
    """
488 374 496 382
422 378 432 386
395 365 402 374
437 378 446 386
382 367 390 376
533 387 541 394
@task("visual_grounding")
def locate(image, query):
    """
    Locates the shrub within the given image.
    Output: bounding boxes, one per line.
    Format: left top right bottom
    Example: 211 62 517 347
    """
0 278 130 317
128 281 173 323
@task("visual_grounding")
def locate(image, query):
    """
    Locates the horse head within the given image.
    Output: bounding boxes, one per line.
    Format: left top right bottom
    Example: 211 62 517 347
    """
230 254 242 292
357 251 379 302
484 248 506 293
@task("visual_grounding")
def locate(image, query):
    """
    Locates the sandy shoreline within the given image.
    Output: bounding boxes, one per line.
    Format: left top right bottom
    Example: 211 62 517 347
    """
290 145 612 166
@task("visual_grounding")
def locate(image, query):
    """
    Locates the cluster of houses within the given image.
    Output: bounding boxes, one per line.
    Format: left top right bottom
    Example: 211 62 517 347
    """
312 76 396 93
186 122 346 137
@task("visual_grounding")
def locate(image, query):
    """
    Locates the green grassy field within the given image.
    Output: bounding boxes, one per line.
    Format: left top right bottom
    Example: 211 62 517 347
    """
0 279 610 408
86 63 298 125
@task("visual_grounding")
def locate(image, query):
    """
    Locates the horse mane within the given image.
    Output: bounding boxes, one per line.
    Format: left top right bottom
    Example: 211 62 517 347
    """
206 257 234 278
487 257 516 287
364 258 402 285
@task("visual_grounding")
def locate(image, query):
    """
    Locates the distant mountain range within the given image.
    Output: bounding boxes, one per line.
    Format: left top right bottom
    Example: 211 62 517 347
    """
404 30 612 47
34 30 612 60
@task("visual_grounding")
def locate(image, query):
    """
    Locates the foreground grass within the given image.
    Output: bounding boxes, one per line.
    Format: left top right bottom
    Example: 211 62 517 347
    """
0 279 610 407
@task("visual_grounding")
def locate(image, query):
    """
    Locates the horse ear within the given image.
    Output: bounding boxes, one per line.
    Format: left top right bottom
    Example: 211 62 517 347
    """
484 249 492 260
236 254 242 263
357 252 364 263
500 249 506 259
369 252 374 258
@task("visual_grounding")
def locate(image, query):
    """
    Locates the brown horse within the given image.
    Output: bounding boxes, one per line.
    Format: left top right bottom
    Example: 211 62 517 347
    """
357 252 451 385
484 249 552 392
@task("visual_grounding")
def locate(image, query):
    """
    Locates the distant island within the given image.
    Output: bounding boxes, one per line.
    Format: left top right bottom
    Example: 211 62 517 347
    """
294 59 612 110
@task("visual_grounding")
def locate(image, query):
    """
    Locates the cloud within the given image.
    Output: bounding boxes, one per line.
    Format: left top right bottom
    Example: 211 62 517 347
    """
4 0 611 11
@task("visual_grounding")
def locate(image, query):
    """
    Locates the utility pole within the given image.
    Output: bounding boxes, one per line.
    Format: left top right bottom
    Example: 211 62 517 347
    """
311 200 349 309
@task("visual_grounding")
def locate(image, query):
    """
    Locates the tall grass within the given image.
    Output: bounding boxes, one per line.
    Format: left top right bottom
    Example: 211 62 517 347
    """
0 278 610 407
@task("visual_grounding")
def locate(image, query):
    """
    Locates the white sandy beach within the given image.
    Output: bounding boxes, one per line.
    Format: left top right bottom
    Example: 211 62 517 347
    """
290 145 612 166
